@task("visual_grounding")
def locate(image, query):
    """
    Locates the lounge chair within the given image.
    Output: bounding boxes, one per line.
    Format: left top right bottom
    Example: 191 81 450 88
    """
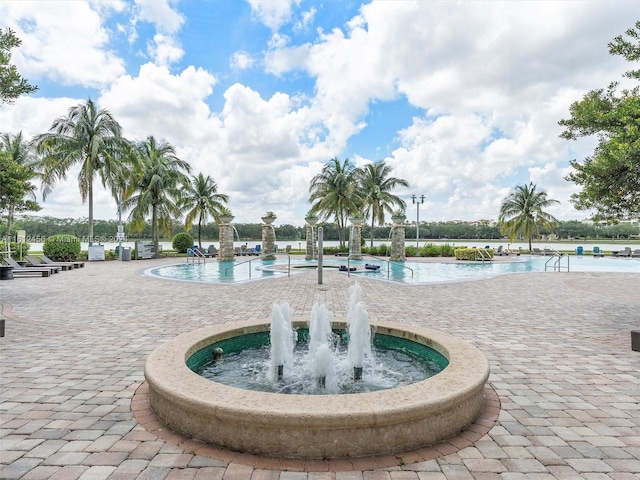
285 245 291 254
543 247 554 256
494 245 508 256
613 247 632 258
531 248 543 255
3 258 56 276
235 247 246 256
206 245 218 257
39 254 84 268
632 249 640 258
25 255 73 271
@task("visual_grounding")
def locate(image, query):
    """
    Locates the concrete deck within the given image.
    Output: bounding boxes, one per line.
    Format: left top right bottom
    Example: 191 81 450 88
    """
1 256 639 480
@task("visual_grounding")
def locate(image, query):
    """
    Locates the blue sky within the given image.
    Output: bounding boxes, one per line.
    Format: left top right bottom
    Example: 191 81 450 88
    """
1 0 637 226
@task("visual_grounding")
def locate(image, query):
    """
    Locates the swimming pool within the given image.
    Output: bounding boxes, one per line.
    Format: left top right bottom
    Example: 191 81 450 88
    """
144 255 640 285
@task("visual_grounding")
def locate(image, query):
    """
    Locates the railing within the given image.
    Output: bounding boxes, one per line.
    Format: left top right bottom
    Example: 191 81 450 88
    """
346 254 413 279
545 250 570 272
186 248 207 263
475 248 492 262
224 253 291 279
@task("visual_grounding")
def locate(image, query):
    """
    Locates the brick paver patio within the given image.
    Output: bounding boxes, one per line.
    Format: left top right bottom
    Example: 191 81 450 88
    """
1 256 639 479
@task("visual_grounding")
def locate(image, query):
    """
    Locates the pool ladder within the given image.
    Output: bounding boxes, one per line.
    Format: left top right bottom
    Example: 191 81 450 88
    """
475 248 492 262
186 248 207 263
545 250 570 272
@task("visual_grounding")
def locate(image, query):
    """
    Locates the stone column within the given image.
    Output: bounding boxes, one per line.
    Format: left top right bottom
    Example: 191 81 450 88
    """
349 217 364 260
261 218 276 260
305 216 318 260
390 216 406 261
218 216 235 261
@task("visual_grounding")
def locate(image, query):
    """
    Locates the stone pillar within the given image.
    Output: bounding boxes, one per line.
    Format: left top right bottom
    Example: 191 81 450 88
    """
218 216 235 261
390 216 406 261
261 223 276 260
349 217 364 260
305 216 318 260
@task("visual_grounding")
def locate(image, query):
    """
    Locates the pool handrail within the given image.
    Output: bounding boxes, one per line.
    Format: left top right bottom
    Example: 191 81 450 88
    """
545 250 570 272
224 253 291 278
347 253 413 279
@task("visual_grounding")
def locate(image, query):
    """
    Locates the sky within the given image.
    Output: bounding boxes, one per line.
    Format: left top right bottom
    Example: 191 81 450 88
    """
1 0 637 227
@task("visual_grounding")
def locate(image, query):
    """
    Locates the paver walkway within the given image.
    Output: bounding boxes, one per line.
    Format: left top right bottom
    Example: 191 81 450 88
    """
1 257 639 480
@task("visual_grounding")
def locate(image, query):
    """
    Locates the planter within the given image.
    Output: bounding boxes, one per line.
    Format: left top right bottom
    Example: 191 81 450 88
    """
305 216 318 226
218 215 234 224
349 217 365 226
391 216 406 224
0 266 14 281
261 216 276 225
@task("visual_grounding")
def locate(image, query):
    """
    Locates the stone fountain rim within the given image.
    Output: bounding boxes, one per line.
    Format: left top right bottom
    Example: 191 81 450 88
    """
145 318 489 423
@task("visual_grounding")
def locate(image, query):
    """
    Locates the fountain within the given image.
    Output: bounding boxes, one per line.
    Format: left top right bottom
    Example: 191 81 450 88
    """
145 284 490 458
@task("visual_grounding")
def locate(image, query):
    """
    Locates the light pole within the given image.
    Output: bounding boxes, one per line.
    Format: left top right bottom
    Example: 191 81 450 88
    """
412 194 425 249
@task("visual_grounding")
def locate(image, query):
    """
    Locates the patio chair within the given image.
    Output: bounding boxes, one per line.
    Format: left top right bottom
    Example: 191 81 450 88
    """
40 254 84 268
632 249 640 258
25 255 73 271
206 245 218 257
593 246 605 257
614 247 632 257
3 258 57 276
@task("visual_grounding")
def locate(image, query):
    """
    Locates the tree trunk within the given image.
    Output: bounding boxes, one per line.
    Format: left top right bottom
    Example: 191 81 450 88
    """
152 205 158 258
88 182 94 245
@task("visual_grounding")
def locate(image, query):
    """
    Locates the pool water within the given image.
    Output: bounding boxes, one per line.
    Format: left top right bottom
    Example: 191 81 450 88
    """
145 255 640 285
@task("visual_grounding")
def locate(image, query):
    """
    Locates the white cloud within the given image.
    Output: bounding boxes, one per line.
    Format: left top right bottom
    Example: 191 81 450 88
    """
248 0 298 31
0 1 126 87
230 51 255 71
134 0 184 34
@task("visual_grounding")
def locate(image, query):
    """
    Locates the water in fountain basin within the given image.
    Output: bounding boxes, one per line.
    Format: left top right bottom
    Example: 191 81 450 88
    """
198 282 443 394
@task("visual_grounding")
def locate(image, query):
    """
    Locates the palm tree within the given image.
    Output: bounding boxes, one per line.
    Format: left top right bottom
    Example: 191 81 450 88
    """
123 136 191 257
180 173 229 248
308 157 363 248
1 132 38 237
33 99 127 244
357 161 409 247
498 183 560 252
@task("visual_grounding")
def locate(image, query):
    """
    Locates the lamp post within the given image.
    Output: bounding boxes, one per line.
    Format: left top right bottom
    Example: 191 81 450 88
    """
412 194 425 249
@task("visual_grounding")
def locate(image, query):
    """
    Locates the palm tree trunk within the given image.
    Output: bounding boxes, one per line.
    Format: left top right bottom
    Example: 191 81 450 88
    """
152 205 158 258
88 182 94 245
370 215 375 248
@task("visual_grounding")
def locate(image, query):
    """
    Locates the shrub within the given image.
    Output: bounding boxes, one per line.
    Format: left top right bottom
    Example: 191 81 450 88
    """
0 241 30 260
420 243 440 257
439 243 456 257
405 245 418 257
43 234 81 261
172 232 194 253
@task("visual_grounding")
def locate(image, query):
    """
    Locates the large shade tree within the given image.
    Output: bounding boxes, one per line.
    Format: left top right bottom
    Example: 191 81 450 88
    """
559 21 640 220
123 136 191 256
498 183 559 252
34 99 127 244
308 157 363 248
180 173 229 248
357 161 409 247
